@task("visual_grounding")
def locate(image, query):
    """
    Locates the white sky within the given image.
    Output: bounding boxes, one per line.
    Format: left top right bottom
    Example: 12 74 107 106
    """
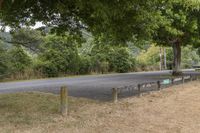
1 22 45 32
30 22 45 29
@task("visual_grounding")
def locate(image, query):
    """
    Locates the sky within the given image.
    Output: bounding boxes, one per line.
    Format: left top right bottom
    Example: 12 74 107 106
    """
30 22 45 29
1 22 45 32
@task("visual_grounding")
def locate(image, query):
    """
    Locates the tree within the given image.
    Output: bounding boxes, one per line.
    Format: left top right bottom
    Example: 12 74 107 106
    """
37 35 79 76
137 45 160 70
153 1 200 75
91 40 134 73
0 41 8 75
109 47 132 73
181 46 200 68
0 0 162 42
79 55 92 74
8 46 32 73
11 28 43 52
1 0 200 76
0 28 43 52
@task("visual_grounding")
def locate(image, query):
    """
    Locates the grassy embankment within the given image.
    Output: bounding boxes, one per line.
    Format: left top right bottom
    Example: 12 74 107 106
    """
1 81 200 132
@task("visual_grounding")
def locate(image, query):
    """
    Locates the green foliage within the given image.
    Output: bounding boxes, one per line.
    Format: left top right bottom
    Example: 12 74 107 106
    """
91 53 109 73
79 56 92 74
37 35 79 76
136 45 200 70
154 1 200 47
34 61 58 77
181 46 200 68
91 43 134 73
109 47 132 73
0 0 163 43
12 28 43 52
137 45 160 66
0 41 9 75
2 0 200 76
165 48 173 69
8 46 32 73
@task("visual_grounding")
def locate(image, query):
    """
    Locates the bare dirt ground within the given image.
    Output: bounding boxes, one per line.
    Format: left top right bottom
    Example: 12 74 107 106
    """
1 81 200 133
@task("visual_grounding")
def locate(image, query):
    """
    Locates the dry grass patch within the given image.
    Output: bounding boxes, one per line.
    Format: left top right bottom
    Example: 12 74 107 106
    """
1 81 200 133
0 92 97 133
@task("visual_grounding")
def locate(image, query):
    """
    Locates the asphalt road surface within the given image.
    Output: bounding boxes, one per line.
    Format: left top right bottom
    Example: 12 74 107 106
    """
0 70 199 101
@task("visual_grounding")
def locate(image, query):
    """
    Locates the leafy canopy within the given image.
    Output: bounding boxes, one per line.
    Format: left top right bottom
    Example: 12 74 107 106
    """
0 0 163 43
154 0 200 46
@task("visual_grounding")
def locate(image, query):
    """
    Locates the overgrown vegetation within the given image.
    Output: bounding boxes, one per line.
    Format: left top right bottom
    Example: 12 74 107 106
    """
0 28 199 81
1 0 200 79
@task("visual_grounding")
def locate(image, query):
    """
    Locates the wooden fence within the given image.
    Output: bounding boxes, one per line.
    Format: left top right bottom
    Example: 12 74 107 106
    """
50 74 200 115
111 74 200 103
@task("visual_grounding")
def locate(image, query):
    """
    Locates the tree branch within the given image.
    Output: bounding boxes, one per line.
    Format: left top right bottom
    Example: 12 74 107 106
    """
0 0 3 9
0 36 38 51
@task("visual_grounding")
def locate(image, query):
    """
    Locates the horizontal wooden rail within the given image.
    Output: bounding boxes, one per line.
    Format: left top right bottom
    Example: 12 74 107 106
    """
112 74 200 103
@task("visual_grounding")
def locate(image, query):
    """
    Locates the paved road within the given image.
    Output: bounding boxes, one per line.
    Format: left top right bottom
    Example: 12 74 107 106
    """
0 70 199 101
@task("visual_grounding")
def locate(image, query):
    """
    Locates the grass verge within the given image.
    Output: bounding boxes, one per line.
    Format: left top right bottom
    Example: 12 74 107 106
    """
0 92 96 133
1 81 200 133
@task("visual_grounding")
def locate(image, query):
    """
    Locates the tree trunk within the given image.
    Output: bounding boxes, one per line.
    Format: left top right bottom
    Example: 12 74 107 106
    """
172 42 182 75
159 47 162 71
164 48 167 69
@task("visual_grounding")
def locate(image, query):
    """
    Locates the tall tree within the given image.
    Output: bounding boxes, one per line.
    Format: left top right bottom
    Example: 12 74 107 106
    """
153 1 200 75
1 0 200 76
0 28 43 52
0 0 162 42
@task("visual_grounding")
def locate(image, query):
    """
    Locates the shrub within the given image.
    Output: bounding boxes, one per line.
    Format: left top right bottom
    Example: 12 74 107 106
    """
109 47 132 73
79 56 92 74
0 42 8 75
38 35 80 76
8 46 32 73
35 61 59 77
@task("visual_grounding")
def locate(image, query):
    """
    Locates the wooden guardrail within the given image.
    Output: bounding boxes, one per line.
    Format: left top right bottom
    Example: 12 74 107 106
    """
111 74 200 103
53 74 200 115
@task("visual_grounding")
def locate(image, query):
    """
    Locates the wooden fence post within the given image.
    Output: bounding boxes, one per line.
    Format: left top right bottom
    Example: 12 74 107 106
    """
112 88 118 103
182 76 185 84
157 81 161 90
190 74 193 81
171 78 174 84
60 86 68 116
138 84 141 96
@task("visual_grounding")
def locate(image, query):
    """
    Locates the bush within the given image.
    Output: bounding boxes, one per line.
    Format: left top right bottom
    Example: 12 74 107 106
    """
129 57 136 71
38 35 80 76
79 56 92 74
0 42 9 75
181 46 200 68
100 61 109 74
137 45 160 67
91 53 109 73
8 46 32 73
109 47 132 73
35 61 59 77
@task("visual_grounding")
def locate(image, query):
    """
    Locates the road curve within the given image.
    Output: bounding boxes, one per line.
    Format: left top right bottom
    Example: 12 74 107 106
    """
0 70 198 101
